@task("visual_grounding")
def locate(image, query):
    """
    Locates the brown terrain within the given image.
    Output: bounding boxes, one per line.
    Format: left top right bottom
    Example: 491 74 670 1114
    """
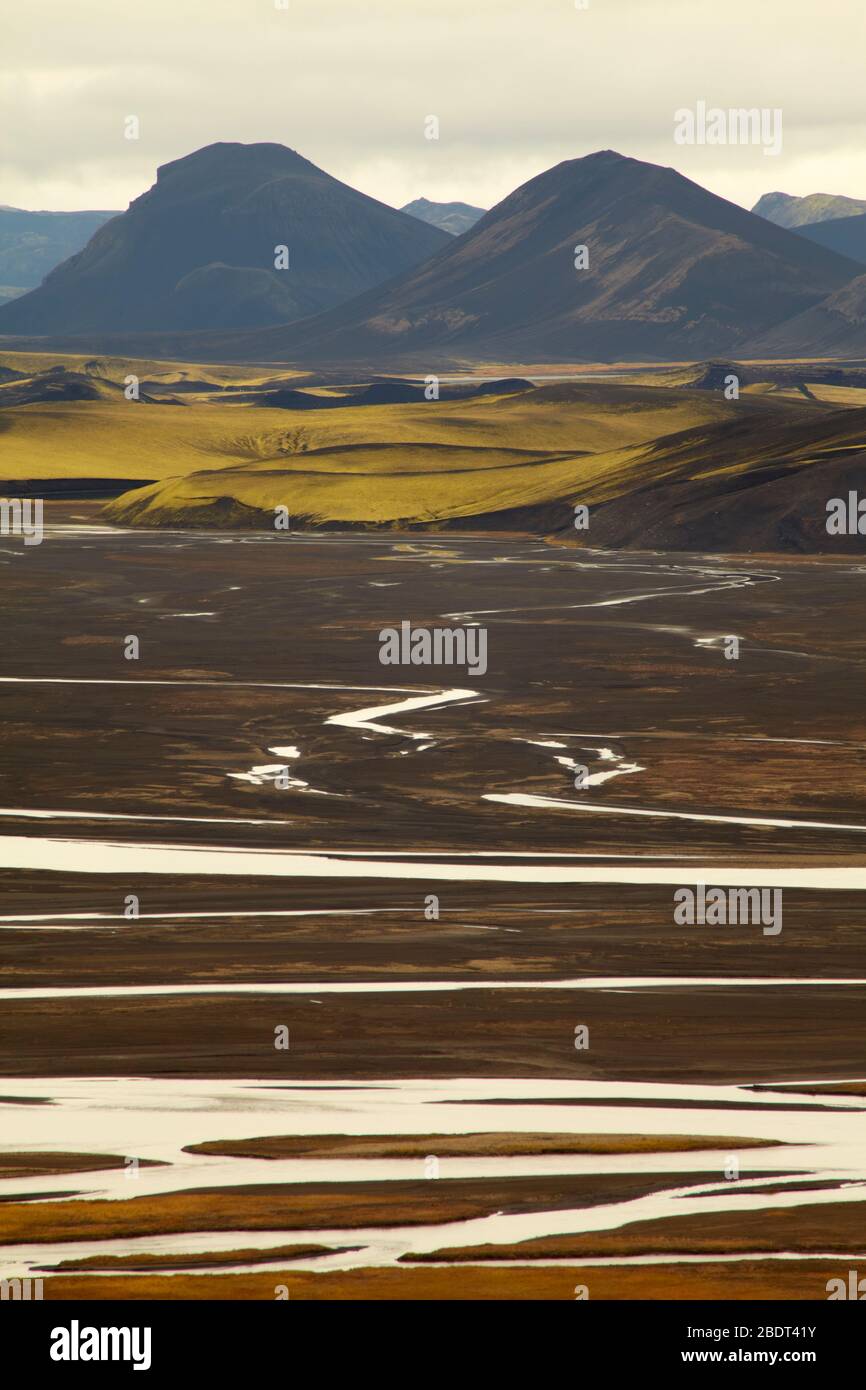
1 510 865 1299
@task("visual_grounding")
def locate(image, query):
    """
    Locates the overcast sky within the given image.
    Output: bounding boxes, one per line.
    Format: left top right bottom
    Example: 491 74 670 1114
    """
2 0 864 216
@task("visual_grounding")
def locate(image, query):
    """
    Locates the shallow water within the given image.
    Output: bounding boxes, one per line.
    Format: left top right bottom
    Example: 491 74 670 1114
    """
1 1075 865 1278
2 529 866 1292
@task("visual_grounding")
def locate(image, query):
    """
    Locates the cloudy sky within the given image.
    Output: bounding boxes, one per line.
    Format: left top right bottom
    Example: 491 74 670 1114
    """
2 0 864 215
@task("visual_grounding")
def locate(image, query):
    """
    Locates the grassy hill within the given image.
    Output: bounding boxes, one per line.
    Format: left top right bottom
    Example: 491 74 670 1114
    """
0 355 806 487
104 390 860 546
3 349 863 551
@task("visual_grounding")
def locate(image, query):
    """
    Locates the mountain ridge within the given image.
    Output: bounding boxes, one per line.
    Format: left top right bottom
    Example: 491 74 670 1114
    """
2 148 863 363
401 197 486 236
0 207 118 295
183 149 863 364
793 213 866 266
752 191 866 229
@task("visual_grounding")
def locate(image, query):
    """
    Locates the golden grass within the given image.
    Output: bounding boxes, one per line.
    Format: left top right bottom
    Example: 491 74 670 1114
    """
40 1260 846 1300
413 1198 866 1262
0 350 303 386
1 349 853 534
184 1132 779 1161
0 1185 530 1245
0 1152 161 1179
0 353 803 489
47 1244 356 1272
805 384 866 406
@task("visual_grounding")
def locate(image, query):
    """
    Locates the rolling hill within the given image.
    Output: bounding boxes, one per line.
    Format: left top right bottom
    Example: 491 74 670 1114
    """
3 347 863 551
100 385 866 553
0 354 814 492
0 143 449 336
67 366 828 545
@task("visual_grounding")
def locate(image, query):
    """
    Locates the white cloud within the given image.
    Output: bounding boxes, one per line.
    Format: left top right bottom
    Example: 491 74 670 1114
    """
1 0 864 214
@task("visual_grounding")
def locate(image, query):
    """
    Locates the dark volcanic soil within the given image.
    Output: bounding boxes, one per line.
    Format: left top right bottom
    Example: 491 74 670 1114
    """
2 509 865 1296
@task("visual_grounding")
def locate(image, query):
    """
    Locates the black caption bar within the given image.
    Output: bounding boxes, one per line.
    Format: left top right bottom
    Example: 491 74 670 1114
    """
1 1299 860 1377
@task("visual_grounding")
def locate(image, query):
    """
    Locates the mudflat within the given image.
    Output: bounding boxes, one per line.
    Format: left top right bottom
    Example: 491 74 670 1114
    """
1 514 865 1297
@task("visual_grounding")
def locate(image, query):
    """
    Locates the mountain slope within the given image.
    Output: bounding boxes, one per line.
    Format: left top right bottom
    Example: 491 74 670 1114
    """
197 150 862 365
0 143 449 335
794 213 866 265
553 403 866 553
401 198 486 236
0 207 117 295
752 192 866 229
744 273 866 357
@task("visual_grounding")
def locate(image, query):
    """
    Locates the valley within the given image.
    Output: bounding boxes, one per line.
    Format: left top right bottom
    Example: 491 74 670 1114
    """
1 525 865 1298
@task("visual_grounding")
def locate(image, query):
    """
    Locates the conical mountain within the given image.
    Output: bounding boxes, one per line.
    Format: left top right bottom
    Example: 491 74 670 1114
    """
0 142 449 334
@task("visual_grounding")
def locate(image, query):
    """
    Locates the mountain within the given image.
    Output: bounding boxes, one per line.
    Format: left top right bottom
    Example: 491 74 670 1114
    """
744 273 866 358
0 143 449 335
0 207 117 296
195 150 862 365
752 191 866 229
794 213 866 265
401 198 486 236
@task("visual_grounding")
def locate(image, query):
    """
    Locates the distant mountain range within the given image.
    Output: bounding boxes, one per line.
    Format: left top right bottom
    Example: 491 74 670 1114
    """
2 145 865 362
0 206 117 300
401 198 486 236
752 191 866 229
0 143 448 334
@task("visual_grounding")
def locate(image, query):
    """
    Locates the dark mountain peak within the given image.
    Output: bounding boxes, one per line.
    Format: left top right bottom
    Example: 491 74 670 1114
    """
498 152 853 258
154 141 319 189
0 142 448 336
212 150 863 366
549 149 656 177
557 149 632 167
523 148 633 186
490 150 686 221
